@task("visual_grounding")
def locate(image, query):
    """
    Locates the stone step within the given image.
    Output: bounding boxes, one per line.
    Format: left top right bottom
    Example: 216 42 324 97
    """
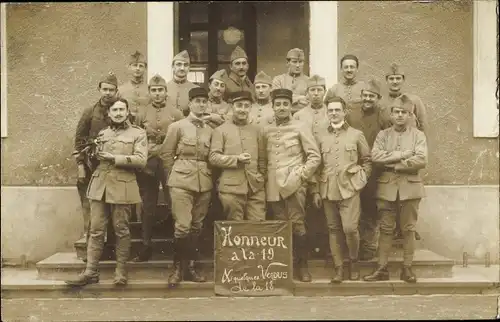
37 250 454 282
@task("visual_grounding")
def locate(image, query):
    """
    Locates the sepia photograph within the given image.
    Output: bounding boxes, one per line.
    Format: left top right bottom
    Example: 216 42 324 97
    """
1 1 499 320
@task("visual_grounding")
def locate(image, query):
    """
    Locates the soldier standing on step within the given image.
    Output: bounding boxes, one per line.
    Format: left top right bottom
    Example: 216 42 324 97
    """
73 72 120 263
209 91 267 221
249 71 275 127
66 98 148 286
311 96 372 283
118 51 150 122
205 69 231 129
160 87 213 287
225 46 255 100
363 94 428 284
262 88 321 282
131 74 184 262
166 50 199 117
345 79 386 261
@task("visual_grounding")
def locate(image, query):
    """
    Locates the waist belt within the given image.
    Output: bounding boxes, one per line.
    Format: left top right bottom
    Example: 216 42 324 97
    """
177 155 208 162
147 134 166 144
382 167 418 175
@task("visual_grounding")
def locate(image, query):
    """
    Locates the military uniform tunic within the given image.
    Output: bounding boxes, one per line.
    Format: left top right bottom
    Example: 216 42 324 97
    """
379 93 427 133
293 104 327 136
118 80 150 118
206 96 232 128
262 116 321 235
249 101 274 127
161 114 214 238
166 79 199 117
325 79 367 110
225 72 255 101
272 73 310 114
209 118 267 221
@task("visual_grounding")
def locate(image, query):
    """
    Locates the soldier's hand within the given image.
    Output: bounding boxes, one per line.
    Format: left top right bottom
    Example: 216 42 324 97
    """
402 150 414 159
297 96 309 106
237 153 251 164
97 151 115 162
312 193 323 209
77 164 86 183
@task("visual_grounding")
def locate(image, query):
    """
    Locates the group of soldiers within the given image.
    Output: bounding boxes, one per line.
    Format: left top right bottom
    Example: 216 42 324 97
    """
65 46 428 288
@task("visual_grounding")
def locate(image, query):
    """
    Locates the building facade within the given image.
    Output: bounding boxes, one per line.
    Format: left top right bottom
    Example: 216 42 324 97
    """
1 1 498 264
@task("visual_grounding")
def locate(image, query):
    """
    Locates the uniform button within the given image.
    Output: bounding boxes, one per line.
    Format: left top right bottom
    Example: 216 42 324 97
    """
336 163 339 166
258 114 261 117
276 152 279 155
157 129 160 132
336 148 339 151
276 144 279 147
335 156 339 159
314 111 318 114
335 141 339 144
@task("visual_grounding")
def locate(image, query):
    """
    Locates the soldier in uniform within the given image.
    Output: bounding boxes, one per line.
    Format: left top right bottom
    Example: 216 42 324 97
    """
363 94 428 283
66 98 148 286
311 96 372 283
209 91 267 221
205 69 231 129
293 75 327 133
132 74 184 262
166 50 199 117
225 46 254 99
272 48 310 114
324 54 367 110
118 51 150 121
249 71 275 126
73 72 119 262
160 87 213 287
345 79 385 261
262 88 321 282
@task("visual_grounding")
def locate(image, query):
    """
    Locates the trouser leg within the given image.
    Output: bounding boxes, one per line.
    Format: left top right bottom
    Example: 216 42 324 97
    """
219 192 246 221
84 200 108 276
245 189 266 221
400 199 420 266
376 199 397 267
359 182 379 259
137 171 159 248
111 204 131 283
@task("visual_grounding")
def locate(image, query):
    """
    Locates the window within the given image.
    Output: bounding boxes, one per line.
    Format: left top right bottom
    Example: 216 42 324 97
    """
1 3 7 138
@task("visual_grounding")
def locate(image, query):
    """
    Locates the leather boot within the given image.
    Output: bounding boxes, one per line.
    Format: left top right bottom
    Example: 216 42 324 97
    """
113 228 131 285
330 266 343 284
65 272 99 286
168 238 185 287
296 235 312 283
400 265 417 283
185 234 205 283
363 265 390 282
113 264 128 286
131 245 152 262
349 260 360 280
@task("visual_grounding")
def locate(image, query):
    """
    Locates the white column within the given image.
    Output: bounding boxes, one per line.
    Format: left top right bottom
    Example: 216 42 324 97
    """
1 3 8 138
147 2 174 81
473 0 498 138
309 1 338 89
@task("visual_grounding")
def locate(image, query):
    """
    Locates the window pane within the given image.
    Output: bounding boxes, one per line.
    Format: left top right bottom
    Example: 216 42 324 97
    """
189 31 208 63
190 3 208 24
218 28 245 62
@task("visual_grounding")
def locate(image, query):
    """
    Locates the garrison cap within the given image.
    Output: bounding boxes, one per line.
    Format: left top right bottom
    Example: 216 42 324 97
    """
362 78 381 96
390 94 414 112
229 91 253 104
129 50 147 65
148 74 167 88
209 69 228 83
173 50 190 64
254 70 272 86
386 63 405 78
286 48 305 60
230 46 248 62
188 87 209 100
340 54 359 67
307 75 326 89
271 88 293 101
99 72 118 88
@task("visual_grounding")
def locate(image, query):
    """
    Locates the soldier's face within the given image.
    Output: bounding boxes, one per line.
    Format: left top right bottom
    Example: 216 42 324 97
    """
307 86 325 105
287 58 304 75
272 98 292 119
149 86 167 104
387 75 405 92
341 59 358 81
232 99 251 122
327 102 346 124
173 61 190 78
361 90 379 109
108 101 128 123
391 107 410 126
230 58 249 77
209 79 226 99
255 83 271 100
189 96 208 116
129 62 146 78
99 83 118 103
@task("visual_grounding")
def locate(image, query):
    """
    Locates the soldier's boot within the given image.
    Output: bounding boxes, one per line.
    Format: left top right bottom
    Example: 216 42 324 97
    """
168 237 186 287
330 266 343 284
400 265 417 283
113 232 130 286
296 235 312 283
113 264 128 286
349 260 360 281
66 237 101 286
363 265 390 281
185 234 205 283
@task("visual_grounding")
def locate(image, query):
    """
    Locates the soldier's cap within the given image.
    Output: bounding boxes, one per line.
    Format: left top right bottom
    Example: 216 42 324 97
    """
148 74 167 88
390 94 414 112
362 78 381 97
386 63 405 78
271 88 293 101
340 54 359 67
229 91 253 104
129 50 147 66
254 70 272 86
188 87 209 100
230 46 248 62
209 69 228 83
99 72 118 88
173 50 190 64
325 95 347 111
307 75 326 89
286 48 305 61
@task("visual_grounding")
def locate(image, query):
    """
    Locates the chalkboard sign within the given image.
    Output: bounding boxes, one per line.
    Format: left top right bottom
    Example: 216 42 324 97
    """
214 220 293 297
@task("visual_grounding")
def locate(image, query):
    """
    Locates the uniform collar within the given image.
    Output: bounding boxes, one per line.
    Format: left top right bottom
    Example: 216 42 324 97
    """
275 116 291 126
152 101 166 109
231 117 249 126
187 113 205 127
393 125 408 133
310 102 325 110
389 91 402 99
209 94 222 104
342 78 358 86
328 121 349 133
110 120 130 131
229 71 249 86
130 77 144 85
174 76 187 84
256 98 270 106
